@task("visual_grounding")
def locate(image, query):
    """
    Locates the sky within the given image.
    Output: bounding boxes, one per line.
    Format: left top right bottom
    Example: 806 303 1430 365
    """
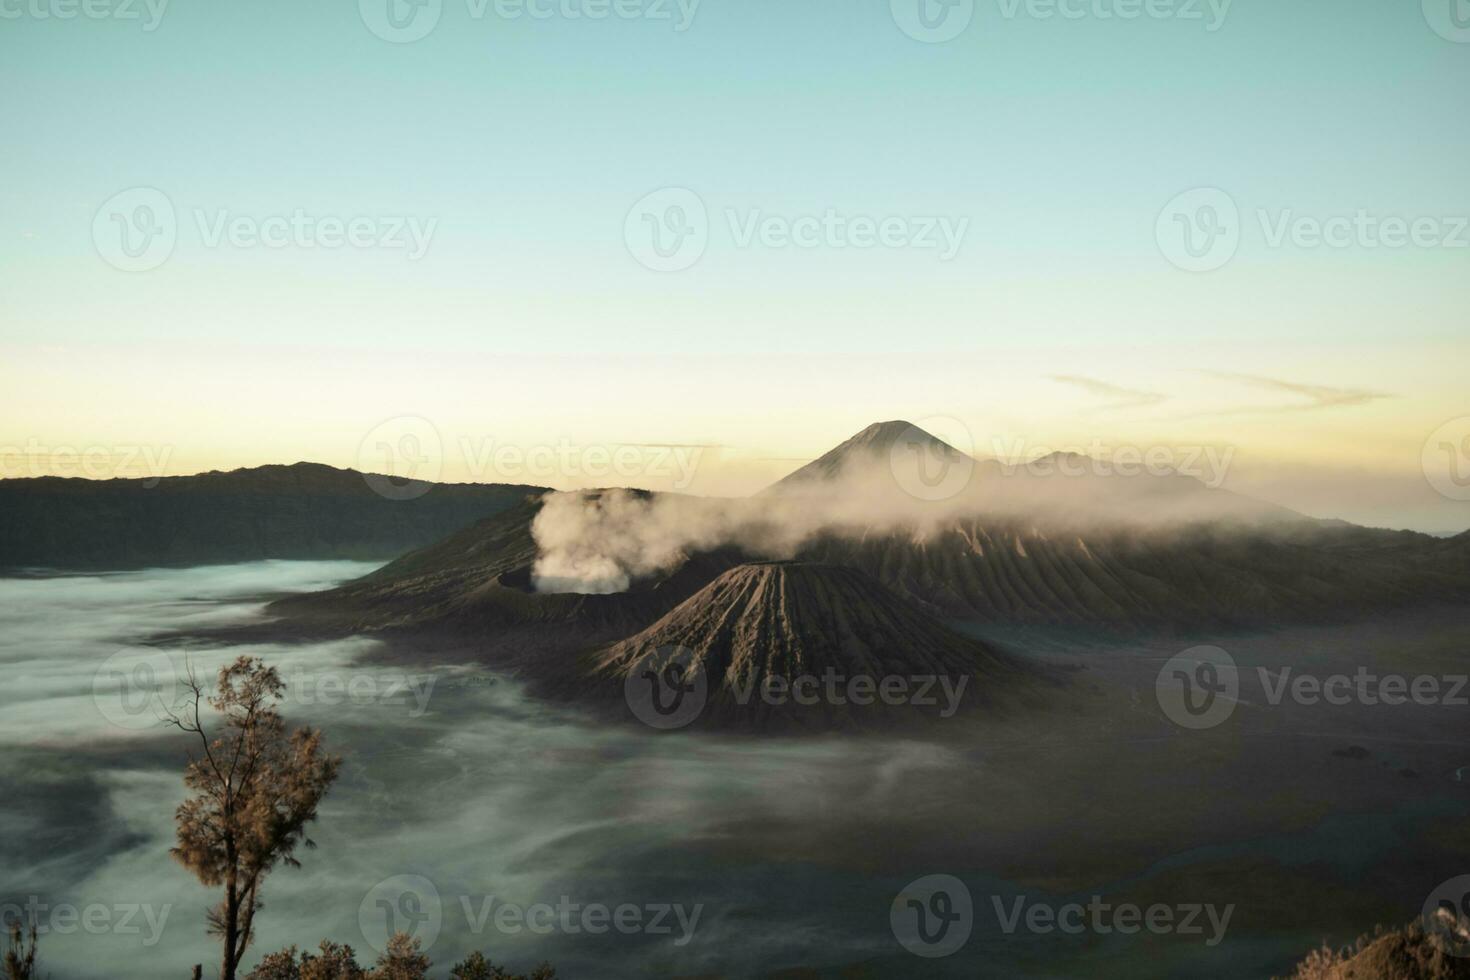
2 0 1468 531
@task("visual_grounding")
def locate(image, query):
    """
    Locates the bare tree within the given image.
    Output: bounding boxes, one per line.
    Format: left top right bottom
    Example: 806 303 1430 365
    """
3 916 39 980
167 656 340 980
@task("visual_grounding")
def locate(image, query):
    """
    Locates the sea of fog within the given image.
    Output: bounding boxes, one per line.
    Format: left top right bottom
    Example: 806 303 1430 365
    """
0 563 975 979
3 563 1467 979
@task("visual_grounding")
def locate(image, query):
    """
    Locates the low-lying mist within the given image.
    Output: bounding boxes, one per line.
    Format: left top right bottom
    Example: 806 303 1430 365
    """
0 563 1003 979
4 562 1465 979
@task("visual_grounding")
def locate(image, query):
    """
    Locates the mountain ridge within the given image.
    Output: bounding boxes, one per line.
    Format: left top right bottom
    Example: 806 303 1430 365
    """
265 421 1470 636
0 464 546 571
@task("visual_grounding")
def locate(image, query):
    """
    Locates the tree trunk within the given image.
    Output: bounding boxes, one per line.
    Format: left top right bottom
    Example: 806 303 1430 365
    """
221 877 239 980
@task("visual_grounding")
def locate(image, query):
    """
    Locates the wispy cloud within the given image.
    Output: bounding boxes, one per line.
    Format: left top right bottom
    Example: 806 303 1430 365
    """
1050 375 1168 410
1196 372 1395 415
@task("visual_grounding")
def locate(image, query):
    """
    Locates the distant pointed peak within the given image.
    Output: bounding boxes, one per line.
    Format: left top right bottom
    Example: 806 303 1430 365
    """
859 419 919 435
767 419 965 491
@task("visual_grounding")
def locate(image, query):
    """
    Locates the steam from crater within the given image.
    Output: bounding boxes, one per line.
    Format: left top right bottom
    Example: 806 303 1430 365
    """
528 450 990 594
528 426 1278 595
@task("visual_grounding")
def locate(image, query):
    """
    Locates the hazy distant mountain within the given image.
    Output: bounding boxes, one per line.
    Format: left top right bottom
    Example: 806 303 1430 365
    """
767 419 971 490
0 463 544 571
752 420 1470 625
770 418 1300 526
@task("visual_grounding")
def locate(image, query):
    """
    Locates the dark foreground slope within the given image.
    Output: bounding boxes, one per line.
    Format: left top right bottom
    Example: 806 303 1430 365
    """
573 561 1052 729
1276 919 1470 980
0 463 544 571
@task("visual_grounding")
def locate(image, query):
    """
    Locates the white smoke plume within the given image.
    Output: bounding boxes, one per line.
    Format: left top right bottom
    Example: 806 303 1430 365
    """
529 445 999 593
530 445 1287 594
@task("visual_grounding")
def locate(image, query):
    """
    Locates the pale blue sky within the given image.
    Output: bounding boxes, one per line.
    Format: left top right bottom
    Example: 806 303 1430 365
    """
5 0 1468 349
